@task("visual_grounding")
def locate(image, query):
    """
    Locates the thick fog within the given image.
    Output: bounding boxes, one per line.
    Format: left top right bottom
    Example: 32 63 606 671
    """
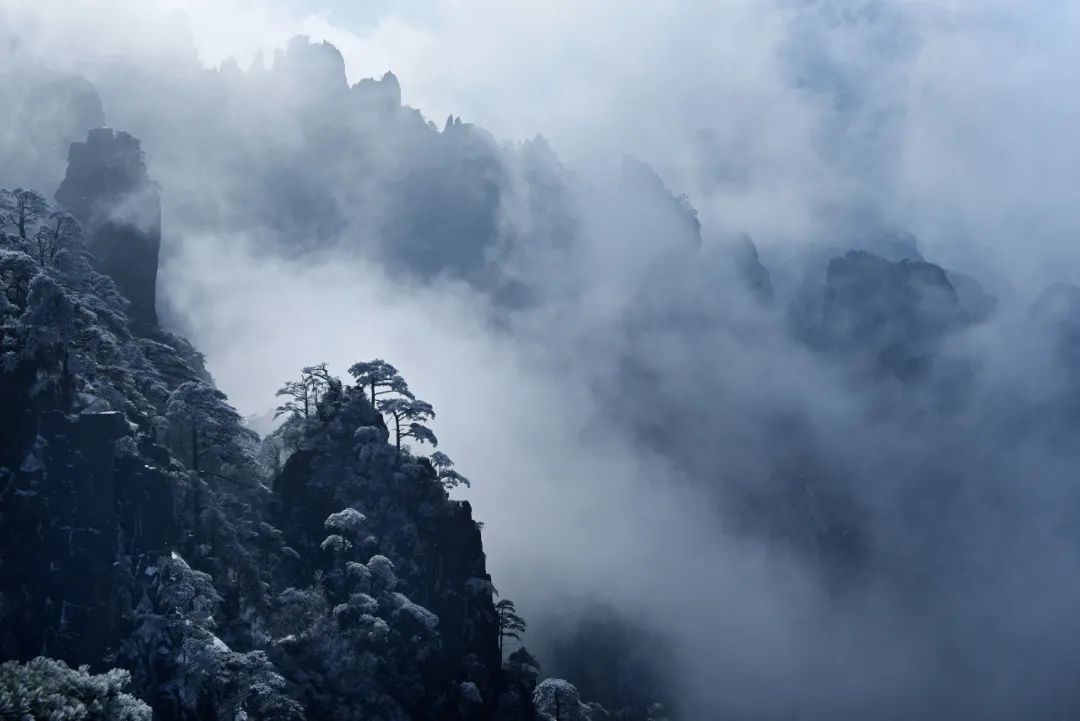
4 1 1080 718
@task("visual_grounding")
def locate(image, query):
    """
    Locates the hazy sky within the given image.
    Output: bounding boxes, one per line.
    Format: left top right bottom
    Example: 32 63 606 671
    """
19 0 1073 287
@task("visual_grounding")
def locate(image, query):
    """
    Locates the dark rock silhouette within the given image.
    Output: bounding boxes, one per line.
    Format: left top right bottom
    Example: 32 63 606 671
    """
618 156 702 252
733 233 774 304
817 250 967 380
947 269 997 323
544 605 676 717
274 35 349 97
853 228 924 262
354 71 402 114
56 128 161 331
1030 282 1080 406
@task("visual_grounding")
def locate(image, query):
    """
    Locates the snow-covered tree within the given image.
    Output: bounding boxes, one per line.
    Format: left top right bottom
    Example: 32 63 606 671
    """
161 381 281 638
378 396 437 451
123 552 303 720
0 247 38 310
19 272 80 367
30 210 78 267
430 450 472 489
0 657 151 720
321 533 352 554
533 679 594 721
303 361 340 398
165 380 260 479
326 507 368 538
0 188 49 241
348 358 414 406
275 361 336 420
270 552 443 721
275 379 311 420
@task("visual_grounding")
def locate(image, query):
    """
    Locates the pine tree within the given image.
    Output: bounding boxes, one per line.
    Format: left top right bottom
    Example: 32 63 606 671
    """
348 358 414 407
496 599 527 659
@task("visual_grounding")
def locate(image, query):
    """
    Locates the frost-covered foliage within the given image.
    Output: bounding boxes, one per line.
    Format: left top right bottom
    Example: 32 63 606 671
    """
0 657 151 721
165 381 261 478
152 372 297 665
431 451 472 489
533 679 597 721
294 520 441 716
325 507 368 536
377 395 437 451
275 364 338 435
123 553 302 720
0 191 297 718
0 188 206 417
1 188 128 392
268 552 442 720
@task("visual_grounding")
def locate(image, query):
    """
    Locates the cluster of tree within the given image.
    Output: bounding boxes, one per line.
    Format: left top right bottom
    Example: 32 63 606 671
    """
275 362 337 421
259 508 447 719
271 358 471 490
0 188 80 266
348 359 437 451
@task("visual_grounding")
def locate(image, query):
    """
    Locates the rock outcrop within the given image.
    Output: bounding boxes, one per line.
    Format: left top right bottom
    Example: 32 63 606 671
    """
816 250 968 379
618 156 702 253
274 385 503 719
56 128 161 331
733 233 774 304
354 71 403 114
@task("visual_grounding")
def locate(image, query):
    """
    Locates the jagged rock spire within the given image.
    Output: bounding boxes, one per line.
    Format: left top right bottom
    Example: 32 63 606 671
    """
56 128 161 331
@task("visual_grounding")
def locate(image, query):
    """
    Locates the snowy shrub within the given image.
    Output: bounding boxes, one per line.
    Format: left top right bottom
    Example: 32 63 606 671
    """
154 552 222 630
0 656 151 721
348 592 379 615
533 679 595 721
345 561 372 586
321 534 352 554
366 555 398 594
325 507 367 535
389 592 440 633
